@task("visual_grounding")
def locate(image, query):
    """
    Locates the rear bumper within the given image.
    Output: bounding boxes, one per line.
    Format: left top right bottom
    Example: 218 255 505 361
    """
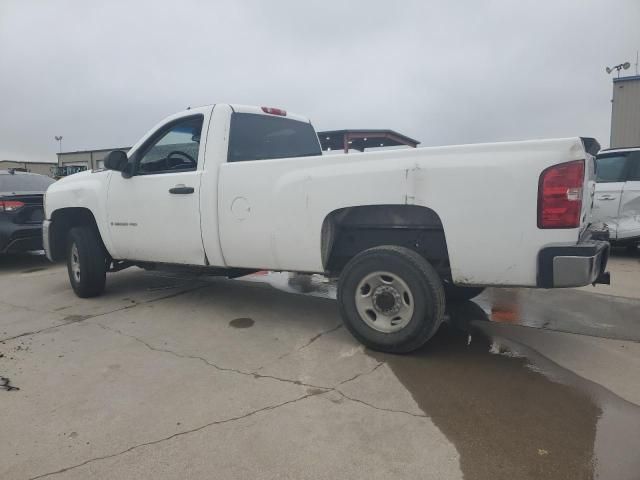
537 233 610 288
0 222 44 254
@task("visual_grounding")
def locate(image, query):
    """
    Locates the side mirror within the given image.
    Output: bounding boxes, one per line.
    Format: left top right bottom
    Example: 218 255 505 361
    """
104 150 129 172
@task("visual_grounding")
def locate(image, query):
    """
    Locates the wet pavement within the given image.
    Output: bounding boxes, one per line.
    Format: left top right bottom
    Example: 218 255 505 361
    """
475 288 640 341
256 269 640 341
245 269 640 479
1 253 639 479
403 310 640 480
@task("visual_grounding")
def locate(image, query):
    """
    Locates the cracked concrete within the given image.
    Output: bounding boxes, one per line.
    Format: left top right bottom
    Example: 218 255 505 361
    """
335 390 428 418
42 392 459 480
253 323 344 372
28 392 322 480
3 254 640 480
1 262 458 480
92 320 331 390
0 263 210 343
2 319 313 479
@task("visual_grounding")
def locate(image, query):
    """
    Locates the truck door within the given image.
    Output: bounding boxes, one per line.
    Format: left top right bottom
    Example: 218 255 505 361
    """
593 153 628 239
618 152 640 241
106 114 207 264
218 109 323 270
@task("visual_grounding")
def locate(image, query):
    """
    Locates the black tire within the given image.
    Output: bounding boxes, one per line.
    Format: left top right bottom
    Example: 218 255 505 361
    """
337 246 445 353
66 226 107 298
443 283 485 303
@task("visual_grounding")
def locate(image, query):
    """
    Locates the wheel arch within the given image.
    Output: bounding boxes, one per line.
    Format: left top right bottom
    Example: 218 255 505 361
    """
49 207 105 261
321 204 450 276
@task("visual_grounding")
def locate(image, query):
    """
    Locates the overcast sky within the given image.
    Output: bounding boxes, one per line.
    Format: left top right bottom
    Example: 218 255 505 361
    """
1 0 638 163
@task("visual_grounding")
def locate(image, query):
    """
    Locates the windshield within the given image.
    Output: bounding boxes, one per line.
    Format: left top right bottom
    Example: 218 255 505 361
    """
0 173 55 193
227 113 322 162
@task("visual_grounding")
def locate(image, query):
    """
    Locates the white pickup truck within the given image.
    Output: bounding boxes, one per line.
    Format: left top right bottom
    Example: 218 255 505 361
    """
43 104 610 352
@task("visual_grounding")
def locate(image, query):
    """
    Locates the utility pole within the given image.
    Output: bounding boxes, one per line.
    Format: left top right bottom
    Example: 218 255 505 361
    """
54 136 63 153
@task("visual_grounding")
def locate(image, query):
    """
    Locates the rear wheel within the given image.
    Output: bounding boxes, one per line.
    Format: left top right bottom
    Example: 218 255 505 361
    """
337 246 445 353
66 226 107 298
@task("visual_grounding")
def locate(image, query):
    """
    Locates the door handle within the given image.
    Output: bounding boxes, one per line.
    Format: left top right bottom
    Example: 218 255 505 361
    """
597 195 617 201
169 185 194 194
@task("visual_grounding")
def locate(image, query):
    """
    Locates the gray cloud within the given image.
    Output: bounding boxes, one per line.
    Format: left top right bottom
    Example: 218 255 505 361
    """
0 0 638 162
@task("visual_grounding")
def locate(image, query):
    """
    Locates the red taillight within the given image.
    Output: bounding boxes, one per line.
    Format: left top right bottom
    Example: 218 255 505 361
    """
261 106 287 116
538 160 584 229
0 200 25 212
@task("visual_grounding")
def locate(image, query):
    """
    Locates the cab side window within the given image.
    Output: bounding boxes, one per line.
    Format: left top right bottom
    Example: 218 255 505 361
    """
595 154 628 183
137 115 204 175
627 153 640 181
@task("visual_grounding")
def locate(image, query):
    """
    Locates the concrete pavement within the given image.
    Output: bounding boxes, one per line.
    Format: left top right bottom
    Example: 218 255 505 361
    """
1 251 639 479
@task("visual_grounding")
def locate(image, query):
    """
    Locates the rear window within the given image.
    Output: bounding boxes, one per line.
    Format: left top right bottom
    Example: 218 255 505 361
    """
0 173 55 193
595 154 629 183
228 113 322 162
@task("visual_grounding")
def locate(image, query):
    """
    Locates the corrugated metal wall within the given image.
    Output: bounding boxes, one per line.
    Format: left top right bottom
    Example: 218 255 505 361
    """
611 76 640 148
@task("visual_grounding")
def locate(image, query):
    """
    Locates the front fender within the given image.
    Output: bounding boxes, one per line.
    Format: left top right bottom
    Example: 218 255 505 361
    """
46 170 115 256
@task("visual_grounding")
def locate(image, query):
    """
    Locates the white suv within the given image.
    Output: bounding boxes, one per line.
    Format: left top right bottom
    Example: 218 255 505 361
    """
593 147 640 249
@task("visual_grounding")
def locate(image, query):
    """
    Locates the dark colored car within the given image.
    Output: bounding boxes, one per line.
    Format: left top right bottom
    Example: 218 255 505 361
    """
0 170 55 254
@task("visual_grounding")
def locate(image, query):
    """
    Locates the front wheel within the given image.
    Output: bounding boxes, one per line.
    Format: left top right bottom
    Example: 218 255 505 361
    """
67 226 107 298
337 246 445 353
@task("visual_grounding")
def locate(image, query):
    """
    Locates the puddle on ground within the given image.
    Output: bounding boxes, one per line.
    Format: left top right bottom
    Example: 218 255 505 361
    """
369 302 640 480
229 317 255 329
474 288 640 341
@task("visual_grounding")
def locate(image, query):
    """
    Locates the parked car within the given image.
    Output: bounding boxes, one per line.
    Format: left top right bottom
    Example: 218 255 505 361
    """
0 170 55 254
43 104 610 353
592 147 640 250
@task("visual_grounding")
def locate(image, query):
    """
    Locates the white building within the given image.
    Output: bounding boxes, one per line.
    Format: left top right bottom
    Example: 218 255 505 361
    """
611 74 640 148
56 147 131 176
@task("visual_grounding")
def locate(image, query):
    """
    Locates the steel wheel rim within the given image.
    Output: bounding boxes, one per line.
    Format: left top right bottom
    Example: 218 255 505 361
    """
70 244 81 283
355 271 415 333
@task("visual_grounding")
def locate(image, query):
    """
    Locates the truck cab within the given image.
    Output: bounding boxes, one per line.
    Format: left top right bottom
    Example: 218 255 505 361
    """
92 105 321 266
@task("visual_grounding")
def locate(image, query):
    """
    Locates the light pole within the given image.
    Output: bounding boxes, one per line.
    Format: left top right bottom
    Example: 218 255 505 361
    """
54 136 63 153
605 62 630 78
